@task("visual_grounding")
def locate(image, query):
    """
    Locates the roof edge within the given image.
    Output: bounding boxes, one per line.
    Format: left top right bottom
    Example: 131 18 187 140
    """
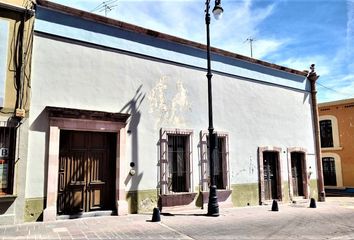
36 0 308 77
0 1 34 14
318 98 354 107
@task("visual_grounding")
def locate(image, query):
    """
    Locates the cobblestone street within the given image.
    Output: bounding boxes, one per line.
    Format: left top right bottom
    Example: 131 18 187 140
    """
0 197 353 239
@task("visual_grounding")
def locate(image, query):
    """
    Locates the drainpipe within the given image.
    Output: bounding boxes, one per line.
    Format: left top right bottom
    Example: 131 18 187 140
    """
308 64 325 202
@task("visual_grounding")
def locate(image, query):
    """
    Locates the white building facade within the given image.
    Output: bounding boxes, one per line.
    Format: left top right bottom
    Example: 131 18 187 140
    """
25 0 322 221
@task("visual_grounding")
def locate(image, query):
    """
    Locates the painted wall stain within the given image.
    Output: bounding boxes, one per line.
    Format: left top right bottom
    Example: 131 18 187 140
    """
148 76 191 129
249 156 256 174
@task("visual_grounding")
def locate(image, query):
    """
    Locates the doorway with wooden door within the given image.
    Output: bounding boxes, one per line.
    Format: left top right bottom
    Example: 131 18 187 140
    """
263 151 280 201
57 130 117 215
291 152 305 197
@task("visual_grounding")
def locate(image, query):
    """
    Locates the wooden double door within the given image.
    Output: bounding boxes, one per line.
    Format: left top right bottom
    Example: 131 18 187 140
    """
57 130 117 215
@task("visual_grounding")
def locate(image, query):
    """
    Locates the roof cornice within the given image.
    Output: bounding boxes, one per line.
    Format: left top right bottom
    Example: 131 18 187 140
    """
318 98 354 107
36 0 307 77
0 1 34 14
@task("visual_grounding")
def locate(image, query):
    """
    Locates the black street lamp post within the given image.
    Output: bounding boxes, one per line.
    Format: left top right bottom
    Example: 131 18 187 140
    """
205 0 223 217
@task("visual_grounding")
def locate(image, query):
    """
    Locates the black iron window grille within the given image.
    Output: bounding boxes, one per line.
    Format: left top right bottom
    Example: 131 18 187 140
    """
322 157 337 186
167 135 188 193
320 120 334 148
206 136 226 189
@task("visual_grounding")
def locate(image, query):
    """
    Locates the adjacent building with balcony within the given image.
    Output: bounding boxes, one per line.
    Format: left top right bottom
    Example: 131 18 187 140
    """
318 98 354 190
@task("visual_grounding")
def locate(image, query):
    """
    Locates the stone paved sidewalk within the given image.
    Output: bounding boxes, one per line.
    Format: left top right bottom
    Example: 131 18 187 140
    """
0 197 353 239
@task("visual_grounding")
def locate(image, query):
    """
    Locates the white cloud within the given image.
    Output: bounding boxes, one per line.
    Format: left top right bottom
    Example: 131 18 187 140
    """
275 55 354 102
279 56 330 75
252 39 288 59
210 1 286 58
318 77 354 103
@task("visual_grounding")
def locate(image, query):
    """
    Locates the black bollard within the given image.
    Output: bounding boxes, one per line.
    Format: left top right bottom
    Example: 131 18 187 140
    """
309 198 317 208
151 207 161 222
271 199 279 211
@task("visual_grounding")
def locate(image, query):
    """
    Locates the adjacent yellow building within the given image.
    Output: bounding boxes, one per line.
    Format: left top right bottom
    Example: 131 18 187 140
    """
319 98 354 188
0 0 34 224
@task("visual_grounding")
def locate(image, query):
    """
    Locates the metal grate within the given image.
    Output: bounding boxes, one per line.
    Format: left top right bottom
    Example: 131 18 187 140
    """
319 120 333 148
206 136 226 189
0 121 17 195
322 157 337 186
167 135 188 193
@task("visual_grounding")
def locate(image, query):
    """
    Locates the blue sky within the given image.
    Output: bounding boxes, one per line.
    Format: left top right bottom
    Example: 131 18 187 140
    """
51 0 354 103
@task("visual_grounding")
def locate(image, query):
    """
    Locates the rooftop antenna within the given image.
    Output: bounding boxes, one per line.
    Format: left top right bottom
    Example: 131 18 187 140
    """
91 0 118 17
244 37 255 58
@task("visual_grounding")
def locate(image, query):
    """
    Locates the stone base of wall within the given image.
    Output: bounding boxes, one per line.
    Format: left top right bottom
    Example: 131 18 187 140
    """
24 198 44 222
231 183 259 207
282 181 290 203
231 180 320 207
309 179 319 200
22 181 319 221
126 189 158 214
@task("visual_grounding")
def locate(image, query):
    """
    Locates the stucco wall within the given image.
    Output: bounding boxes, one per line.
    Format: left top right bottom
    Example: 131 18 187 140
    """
28 34 317 200
0 7 33 113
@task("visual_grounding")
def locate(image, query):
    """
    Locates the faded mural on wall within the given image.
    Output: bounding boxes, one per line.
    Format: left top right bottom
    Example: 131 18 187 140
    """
148 76 192 129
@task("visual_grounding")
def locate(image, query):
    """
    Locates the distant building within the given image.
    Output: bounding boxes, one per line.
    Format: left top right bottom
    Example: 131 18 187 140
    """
318 98 354 189
0 0 325 223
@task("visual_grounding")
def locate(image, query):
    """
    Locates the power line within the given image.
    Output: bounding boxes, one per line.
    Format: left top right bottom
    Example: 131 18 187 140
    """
91 0 118 17
317 81 353 97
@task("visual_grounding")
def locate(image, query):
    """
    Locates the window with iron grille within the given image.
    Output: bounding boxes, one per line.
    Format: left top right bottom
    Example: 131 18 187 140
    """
168 135 188 193
322 157 337 186
206 136 226 189
0 125 16 195
320 120 333 148
200 131 229 191
159 129 192 195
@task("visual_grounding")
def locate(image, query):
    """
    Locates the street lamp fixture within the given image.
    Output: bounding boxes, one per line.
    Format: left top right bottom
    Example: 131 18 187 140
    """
212 1 224 19
205 0 223 217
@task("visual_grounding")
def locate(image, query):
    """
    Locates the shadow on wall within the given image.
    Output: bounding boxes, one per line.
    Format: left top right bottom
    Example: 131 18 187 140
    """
121 85 145 213
29 109 49 221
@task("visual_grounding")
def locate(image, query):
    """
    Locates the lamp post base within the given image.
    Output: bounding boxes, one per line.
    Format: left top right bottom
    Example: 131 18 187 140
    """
207 185 219 216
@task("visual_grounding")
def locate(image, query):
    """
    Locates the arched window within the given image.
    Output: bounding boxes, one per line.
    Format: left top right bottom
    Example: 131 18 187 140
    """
319 115 340 149
322 157 337 186
321 153 343 187
320 120 333 148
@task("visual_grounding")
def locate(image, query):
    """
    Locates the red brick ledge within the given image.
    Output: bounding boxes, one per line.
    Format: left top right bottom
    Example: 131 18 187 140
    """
201 190 232 203
159 193 197 208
